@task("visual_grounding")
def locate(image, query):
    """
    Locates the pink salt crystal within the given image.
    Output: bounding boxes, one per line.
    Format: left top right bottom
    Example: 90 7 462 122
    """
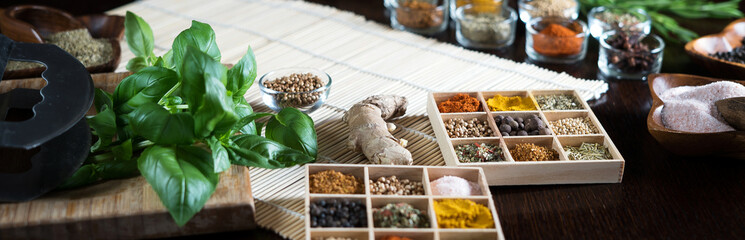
661 100 735 133
660 81 745 133
430 176 482 196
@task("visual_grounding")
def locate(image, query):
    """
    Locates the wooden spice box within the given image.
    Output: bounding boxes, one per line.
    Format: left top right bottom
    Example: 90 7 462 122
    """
305 164 505 240
427 90 625 186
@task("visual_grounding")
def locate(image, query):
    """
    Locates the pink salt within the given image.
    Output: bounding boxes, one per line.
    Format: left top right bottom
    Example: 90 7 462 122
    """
430 176 482 196
660 81 745 133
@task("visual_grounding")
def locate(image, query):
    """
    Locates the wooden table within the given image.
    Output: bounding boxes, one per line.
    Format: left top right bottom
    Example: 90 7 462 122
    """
3 0 744 239
240 1 743 239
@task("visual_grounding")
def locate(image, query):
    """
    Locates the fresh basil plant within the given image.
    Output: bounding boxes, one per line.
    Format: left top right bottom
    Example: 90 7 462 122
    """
60 11 317 226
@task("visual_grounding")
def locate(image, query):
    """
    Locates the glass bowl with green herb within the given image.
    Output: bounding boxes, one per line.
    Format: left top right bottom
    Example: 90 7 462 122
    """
588 6 651 39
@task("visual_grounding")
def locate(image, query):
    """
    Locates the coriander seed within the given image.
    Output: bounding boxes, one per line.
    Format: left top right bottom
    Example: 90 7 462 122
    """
444 118 494 138
263 72 325 108
369 176 425 195
549 117 599 135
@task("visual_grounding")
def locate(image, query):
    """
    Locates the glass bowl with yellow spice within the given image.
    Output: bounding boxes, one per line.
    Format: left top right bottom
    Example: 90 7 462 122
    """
449 0 503 21
389 0 449 35
526 17 588 64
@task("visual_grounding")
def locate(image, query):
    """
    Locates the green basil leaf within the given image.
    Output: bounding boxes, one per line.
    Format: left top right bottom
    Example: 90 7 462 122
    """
113 66 179 114
137 145 218 226
265 107 317 157
171 20 221 72
226 46 256 101
88 105 117 152
233 98 271 135
93 88 113 113
227 134 314 169
58 165 97 189
129 102 196 145
126 56 149 72
97 139 138 179
207 136 230 173
180 46 237 138
124 11 154 58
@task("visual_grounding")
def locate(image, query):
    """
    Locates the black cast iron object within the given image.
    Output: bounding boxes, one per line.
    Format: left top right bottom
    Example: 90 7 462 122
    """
0 34 93 202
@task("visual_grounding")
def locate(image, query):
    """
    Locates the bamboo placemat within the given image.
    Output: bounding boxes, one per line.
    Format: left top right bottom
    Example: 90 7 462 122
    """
108 1 608 239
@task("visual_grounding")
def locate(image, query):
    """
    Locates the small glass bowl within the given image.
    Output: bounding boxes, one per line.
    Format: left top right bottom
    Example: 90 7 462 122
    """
518 0 579 23
389 0 449 35
588 6 651 39
525 17 588 64
258 67 332 113
598 31 664 80
449 0 504 21
455 4 517 49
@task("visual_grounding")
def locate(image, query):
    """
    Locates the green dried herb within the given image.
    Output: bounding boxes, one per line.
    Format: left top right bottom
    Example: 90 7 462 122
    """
564 142 612 160
536 94 583 110
6 28 112 71
373 203 429 228
455 143 505 163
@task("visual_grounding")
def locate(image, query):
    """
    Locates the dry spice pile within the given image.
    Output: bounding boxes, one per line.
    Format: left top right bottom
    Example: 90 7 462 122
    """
535 94 582 110
396 0 444 28
510 143 558 161
7 28 113 71
380 236 413 240
263 73 324 107
549 117 599 135
438 93 481 113
444 118 494 138
533 23 583 57
433 199 494 229
373 203 429 228
370 176 425 195
309 170 364 194
486 95 537 111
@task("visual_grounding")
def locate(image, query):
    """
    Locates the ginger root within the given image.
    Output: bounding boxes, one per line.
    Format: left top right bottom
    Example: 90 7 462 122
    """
343 95 413 165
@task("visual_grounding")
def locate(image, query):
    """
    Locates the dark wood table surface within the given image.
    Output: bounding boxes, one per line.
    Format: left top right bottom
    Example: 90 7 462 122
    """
3 0 745 239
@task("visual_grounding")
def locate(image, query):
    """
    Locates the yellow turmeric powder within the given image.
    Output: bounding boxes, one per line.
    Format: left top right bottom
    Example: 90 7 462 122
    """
486 94 537 111
433 199 495 229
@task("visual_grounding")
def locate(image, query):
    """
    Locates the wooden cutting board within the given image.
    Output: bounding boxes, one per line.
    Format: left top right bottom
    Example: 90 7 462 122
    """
0 72 256 239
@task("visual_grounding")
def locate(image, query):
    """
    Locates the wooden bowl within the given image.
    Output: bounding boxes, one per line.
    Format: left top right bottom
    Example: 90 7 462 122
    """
684 18 745 79
0 5 123 80
647 73 745 159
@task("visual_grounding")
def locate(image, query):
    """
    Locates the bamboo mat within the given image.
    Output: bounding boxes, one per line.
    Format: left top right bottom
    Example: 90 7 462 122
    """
107 0 609 239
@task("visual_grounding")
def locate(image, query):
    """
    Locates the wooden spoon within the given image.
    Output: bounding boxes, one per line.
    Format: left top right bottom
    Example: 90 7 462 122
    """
716 97 745 131
0 5 84 43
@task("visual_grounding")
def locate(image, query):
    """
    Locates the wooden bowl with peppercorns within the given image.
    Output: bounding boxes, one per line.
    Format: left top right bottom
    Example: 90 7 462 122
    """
684 18 745 79
646 73 745 159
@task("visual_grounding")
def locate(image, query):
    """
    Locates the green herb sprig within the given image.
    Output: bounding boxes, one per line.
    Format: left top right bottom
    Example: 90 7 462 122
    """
579 0 743 42
60 11 317 226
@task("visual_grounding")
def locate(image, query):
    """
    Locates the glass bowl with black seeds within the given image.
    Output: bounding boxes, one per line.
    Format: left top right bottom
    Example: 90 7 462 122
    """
259 67 332 113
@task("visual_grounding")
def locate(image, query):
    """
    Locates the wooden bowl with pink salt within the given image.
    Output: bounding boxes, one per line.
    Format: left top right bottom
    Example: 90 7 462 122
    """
647 73 745 159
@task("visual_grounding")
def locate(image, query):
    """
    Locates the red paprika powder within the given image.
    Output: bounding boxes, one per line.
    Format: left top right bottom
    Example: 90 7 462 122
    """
532 23 583 56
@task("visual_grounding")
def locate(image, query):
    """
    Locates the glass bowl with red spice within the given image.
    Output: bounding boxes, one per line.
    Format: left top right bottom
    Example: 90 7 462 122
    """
525 17 588 64
389 0 449 35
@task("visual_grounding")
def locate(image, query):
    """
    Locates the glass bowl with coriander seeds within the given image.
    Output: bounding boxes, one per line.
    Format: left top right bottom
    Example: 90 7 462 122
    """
517 0 578 23
588 6 651 39
526 17 588 64
258 67 331 113
598 30 664 80
388 0 449 35
455 4 517 49
449 0 504 21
